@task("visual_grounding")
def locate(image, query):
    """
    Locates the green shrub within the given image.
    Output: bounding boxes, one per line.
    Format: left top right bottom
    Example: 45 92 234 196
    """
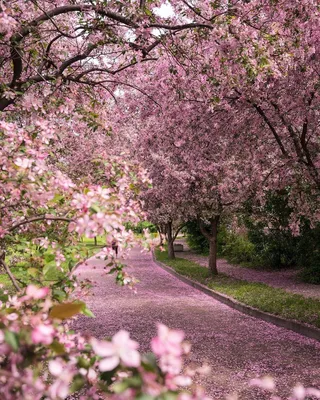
184 221 228 255
125 221 157 234
222 233 257 265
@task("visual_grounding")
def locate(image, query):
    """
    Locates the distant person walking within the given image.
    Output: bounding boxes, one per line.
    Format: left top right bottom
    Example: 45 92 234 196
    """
111 239 118 257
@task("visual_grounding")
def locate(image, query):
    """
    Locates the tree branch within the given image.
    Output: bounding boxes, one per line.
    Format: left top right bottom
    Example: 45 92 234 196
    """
173 224 186 241
252 103 288 157
0 257 20 291
199 219 211 240
9 216 73 232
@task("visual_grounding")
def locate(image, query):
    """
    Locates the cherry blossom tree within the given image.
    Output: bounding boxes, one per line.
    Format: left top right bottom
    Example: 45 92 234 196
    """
1 0 320 397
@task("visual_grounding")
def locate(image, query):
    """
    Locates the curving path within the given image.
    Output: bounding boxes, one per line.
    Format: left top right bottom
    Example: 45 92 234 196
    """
73 247 320 399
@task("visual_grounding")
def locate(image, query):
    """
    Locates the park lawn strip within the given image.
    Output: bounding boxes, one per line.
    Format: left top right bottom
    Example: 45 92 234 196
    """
155 249 320 329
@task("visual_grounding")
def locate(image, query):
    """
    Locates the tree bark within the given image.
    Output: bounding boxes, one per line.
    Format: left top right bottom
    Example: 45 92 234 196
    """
94 236 97 246
0 256 20 291
199 216 219 275
209 217 219 275
166 222 175 259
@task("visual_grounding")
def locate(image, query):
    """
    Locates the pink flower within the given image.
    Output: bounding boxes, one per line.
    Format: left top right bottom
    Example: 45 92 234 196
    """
32 324 55 345
26 285 49 299
250 376 275 391
151 324 185 375
49 359 64 377
14 157 33 169
91 330 140 371
151 323 184 357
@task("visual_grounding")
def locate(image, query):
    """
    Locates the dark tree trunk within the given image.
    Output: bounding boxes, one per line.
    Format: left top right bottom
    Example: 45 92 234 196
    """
94 236 97 246
199 216 220 275
208 243 218 274
166 222 175 259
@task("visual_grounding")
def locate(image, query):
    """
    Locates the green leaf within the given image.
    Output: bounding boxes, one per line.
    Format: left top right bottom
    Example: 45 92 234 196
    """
5 330 19 352
136 395 154 400
52 288 67 302
141 352 158 371
43 261 56 277
112 381 130 394
89 204 100 213
81 305 95 318
50 340 66 354
49 302 85 320
70 375 85 393
44 253 55 263
27 267 39 278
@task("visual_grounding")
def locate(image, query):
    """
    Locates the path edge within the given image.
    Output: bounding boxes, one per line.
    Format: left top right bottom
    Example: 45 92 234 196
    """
152 252 320 342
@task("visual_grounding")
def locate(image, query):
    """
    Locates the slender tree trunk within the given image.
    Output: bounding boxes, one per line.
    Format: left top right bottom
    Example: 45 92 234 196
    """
94 236 97 246
157 226 164 246
199 216 220 275
208 241 218 275
0 253 20 291
166 222 175 259
208 217 219 275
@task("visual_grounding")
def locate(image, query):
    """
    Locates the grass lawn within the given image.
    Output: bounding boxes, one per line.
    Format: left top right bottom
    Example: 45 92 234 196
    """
155 249 320 329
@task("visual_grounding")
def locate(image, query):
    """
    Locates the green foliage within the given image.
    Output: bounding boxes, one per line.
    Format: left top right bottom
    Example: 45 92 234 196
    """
184 191 320 283
298 266 320 285
155 249 320 328
1 238 101 292
184 221 227 255
221 233 256 265
125 221 157 234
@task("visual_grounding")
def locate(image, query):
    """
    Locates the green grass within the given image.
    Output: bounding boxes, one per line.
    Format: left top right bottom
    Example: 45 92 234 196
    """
81 235 106 246
155 249 320 329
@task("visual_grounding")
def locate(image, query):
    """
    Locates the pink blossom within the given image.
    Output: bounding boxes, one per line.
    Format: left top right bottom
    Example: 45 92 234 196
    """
49 359 64 377
91 330 140 371
26 285 49 300
31 324 55 345
249 376 275 391
151 323 184 357
14 157 33 169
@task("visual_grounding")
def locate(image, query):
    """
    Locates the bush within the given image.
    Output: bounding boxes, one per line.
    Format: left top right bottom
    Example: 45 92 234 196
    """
299 266 320 285
183 192 320 282
221 233 257 265
184 221 228 255
125 221 157 234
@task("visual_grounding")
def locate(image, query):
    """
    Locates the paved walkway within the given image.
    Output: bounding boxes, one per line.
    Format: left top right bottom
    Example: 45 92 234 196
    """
175 240 320 299
74 248 320 399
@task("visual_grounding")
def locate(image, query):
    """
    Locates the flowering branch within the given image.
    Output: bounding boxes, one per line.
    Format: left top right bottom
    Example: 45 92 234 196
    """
9 216 74 232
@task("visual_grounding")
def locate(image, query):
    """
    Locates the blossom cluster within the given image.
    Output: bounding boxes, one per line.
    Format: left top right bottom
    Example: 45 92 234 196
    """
0 285 210 400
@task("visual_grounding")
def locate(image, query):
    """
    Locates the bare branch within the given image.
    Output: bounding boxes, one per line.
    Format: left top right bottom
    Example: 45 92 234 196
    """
0 257 20 291
251 103 288 157
9 216 73 232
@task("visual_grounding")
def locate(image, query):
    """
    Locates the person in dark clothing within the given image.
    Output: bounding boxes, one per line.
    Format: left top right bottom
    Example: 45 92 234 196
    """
111 240 118 257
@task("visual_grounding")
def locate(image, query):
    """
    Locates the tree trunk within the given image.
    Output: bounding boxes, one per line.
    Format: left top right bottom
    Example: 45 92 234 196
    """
166 222 175 259
208 217 219 275
208 239 218 275
199 216 219 275
157 226 164 246
94 236 97 246
0 253 20 291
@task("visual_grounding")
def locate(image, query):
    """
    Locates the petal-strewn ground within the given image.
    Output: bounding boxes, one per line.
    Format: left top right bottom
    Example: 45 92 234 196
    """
175 239 320 299
74 247 320 399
